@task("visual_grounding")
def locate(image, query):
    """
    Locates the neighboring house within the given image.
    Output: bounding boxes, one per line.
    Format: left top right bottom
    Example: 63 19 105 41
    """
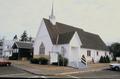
33 5 111 68
0 39 14 58
0 40 3 57
12 41 33 60
3 40 14 57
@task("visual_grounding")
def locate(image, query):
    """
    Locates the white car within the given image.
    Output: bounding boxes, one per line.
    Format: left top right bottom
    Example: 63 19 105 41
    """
110 63 120 71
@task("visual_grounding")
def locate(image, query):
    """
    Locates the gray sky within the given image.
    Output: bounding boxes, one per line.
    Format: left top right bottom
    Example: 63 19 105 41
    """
0 0 120 45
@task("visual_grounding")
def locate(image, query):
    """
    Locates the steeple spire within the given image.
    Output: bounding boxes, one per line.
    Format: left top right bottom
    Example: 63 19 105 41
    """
49 0 56 25
51 1 54 17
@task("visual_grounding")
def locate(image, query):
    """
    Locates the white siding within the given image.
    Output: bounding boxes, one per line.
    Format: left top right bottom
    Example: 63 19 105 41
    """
68 32 82 67
2 40 14 57
70 32 82 47
50 44 69 64
80 48 110 63
34 19 53 56
53 44 69 58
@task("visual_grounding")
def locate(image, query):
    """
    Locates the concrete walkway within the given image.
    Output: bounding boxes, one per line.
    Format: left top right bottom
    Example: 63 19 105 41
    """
10 60 109 76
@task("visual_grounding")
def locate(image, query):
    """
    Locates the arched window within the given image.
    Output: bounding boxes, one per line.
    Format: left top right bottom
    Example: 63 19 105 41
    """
39 42 45 55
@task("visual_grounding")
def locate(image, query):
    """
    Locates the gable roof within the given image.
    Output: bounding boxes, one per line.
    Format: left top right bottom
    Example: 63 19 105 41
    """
43 18 108 51
57 31 75 44
12 41 33 49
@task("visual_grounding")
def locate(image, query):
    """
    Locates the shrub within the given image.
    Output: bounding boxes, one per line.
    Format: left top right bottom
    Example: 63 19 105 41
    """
112 57 117 61
52 62 58 65
99 56 110 63
106 55 110 63
30 57 48 65
30 58 39 64
99 56 104 63
9 53 18 60
39 57 48 65
58 54 68 66
63 58 68 66
52 54 68 66
103 56 107 63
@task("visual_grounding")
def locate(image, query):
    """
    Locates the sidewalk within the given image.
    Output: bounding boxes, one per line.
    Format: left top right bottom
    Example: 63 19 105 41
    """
10 60 109 76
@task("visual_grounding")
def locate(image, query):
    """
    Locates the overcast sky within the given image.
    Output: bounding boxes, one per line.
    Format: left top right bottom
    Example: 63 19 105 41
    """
0 0 120 45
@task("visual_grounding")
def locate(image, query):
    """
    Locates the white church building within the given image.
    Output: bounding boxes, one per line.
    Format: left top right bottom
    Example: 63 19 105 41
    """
33 5 110 68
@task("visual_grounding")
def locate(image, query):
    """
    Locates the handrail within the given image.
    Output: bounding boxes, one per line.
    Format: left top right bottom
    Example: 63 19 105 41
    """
81 57 87 66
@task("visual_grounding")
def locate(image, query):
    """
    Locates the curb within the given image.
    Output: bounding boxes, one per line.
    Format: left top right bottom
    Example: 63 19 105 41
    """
53 68 106 76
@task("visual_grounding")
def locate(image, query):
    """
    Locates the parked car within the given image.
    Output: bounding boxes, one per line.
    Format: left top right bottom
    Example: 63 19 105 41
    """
0 60 11 66
110 63 120 71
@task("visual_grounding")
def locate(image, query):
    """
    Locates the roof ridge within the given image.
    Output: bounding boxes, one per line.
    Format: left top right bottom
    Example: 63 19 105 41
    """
84 31 98 36
56 22 83 30
43 18 84 31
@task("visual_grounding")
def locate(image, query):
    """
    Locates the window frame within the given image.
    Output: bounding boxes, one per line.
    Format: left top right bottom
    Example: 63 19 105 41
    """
87 50 91 57
39 42 45 55
97 51 99 56
105 52 107 56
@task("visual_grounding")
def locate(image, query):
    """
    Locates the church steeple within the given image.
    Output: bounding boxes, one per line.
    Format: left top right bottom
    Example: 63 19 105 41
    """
49 1 56 25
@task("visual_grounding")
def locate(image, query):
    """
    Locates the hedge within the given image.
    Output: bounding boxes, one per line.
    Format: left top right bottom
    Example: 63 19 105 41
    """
30 58 39 64
39 57 49 65
30 57 48 65
52 54 68 66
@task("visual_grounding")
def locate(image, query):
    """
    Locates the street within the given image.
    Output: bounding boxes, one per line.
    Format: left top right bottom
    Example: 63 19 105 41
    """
0 65 69 78
0 66 39 78
45 69 120 78
0 66 120 78
68 69 120 78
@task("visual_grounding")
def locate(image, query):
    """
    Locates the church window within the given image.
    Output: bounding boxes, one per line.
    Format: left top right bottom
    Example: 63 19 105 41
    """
97 51 99 56
105 52 107 56
0 42 3 46
39 42 45 55
87 50 91 57
0 49 2 56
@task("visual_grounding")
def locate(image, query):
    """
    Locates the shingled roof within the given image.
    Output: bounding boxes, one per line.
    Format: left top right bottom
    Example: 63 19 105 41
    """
43 18 108 51
57 31 75 44
12 41 33 49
